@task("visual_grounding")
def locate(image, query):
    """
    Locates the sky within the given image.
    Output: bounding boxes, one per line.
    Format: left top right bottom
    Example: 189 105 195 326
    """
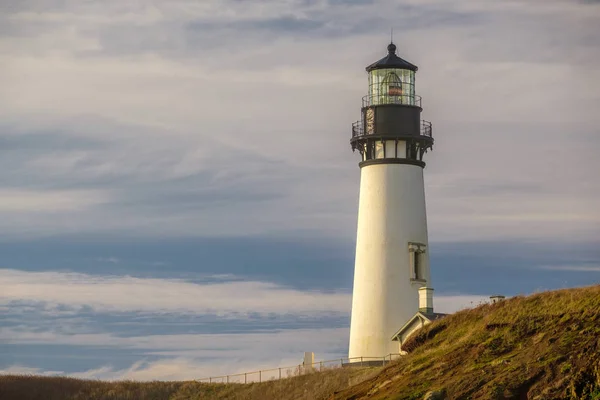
0 0 599 381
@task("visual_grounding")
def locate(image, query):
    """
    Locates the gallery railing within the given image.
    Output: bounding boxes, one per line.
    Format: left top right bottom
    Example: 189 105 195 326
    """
351 120 432 139
362 94 422 108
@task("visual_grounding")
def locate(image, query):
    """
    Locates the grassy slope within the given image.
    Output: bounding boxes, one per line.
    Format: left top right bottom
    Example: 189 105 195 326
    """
0 365 380 400
331 285 600 400
2 285 599 400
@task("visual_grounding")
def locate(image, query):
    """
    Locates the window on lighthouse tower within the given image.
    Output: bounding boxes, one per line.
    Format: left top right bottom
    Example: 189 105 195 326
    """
414 252 421 279
409 243 426 282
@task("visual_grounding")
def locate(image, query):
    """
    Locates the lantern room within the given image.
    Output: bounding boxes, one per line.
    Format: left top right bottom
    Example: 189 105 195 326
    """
366 43 417 107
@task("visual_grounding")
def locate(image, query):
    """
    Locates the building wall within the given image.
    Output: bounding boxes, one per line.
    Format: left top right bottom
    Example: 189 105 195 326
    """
399 318 427 351
349 163 430 359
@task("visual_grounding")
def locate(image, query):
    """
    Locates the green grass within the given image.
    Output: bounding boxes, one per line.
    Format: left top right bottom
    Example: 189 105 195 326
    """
333 284 600 400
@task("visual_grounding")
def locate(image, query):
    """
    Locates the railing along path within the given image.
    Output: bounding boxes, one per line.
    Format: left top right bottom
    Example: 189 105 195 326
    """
196 354 402 384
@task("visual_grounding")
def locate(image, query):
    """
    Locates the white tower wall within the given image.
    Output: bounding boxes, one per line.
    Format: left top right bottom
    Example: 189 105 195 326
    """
348 162 430 359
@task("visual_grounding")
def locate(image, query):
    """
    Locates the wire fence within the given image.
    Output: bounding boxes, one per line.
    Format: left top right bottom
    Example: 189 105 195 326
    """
196 354 402 384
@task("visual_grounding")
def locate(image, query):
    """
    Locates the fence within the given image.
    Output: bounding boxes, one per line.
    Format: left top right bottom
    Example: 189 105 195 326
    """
196 354 402 384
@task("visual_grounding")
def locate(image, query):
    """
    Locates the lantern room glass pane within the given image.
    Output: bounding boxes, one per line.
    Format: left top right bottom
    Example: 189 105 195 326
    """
368 68 415 106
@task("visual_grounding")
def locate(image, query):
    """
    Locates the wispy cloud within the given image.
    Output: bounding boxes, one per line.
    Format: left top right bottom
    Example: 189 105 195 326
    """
539 264 600 272
0 269 350 315
0 355 334 381
0 0 598 241
0 267 497 380
0 189 109 212
0 269 487 316
0 327 351 380
0 286 489 381
0 365 64 376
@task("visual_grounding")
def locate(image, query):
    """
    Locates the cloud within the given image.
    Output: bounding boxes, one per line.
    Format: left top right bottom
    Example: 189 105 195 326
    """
0 326 352 380
0 354 337 382
539 264 600 272
0 326 349 354
0 266 494 379
432 294 490 313
0 289 491 381
0 0 596 341
0 365 63 376
69 359 232 381
0 269 350 315
0 189 109 212
0 0 598 243
65 357 335 381
0 268 487 316
2 0 598 381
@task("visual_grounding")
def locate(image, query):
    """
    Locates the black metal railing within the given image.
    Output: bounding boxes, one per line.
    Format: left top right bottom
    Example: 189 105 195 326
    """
196 354 403 384
362 94 422 108
352 121 364 137
421 120 432 137
351 120 432 139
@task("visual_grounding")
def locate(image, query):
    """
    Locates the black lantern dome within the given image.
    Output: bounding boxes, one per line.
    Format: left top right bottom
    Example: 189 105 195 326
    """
365 42 418 72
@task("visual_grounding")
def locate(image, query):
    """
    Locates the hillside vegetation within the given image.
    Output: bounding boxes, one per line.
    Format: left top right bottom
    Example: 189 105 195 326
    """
1 285 599 400
331 284 600 400
0 365 380 400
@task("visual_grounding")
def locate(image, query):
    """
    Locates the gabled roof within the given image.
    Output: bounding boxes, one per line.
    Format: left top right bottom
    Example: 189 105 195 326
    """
366 43 418 72
391 311 447 342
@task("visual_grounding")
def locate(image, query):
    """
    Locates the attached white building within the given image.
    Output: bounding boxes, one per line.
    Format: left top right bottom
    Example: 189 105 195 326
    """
391 287 447 353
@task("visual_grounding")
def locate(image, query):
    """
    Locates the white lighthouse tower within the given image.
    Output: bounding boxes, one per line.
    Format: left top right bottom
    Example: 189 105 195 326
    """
348 43 433 360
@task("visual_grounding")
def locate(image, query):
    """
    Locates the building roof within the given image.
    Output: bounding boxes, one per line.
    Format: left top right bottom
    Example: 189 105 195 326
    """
366 43 419 72
391 311 447 342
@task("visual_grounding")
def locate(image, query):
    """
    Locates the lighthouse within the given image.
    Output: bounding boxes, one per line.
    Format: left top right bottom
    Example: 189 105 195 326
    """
348 43 434 360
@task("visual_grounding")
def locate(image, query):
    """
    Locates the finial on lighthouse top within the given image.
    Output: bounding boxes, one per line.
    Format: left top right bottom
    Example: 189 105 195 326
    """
366 42 418 72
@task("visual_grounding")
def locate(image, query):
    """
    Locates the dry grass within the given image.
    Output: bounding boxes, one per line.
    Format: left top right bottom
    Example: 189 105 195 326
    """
331 284 600 400
0 365 381 400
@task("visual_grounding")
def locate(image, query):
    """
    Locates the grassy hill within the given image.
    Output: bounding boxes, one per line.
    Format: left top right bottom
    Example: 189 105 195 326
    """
0 365 380 400
331 284 600 400
2 285 599 400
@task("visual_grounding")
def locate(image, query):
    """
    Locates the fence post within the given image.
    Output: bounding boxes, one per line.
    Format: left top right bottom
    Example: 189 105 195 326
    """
320 361 323 371
361 356 363 367
259 370 262 383
340 358 343 367
227 375 229 384
209 377 211 383
244 373 247 384
279 368 281 380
